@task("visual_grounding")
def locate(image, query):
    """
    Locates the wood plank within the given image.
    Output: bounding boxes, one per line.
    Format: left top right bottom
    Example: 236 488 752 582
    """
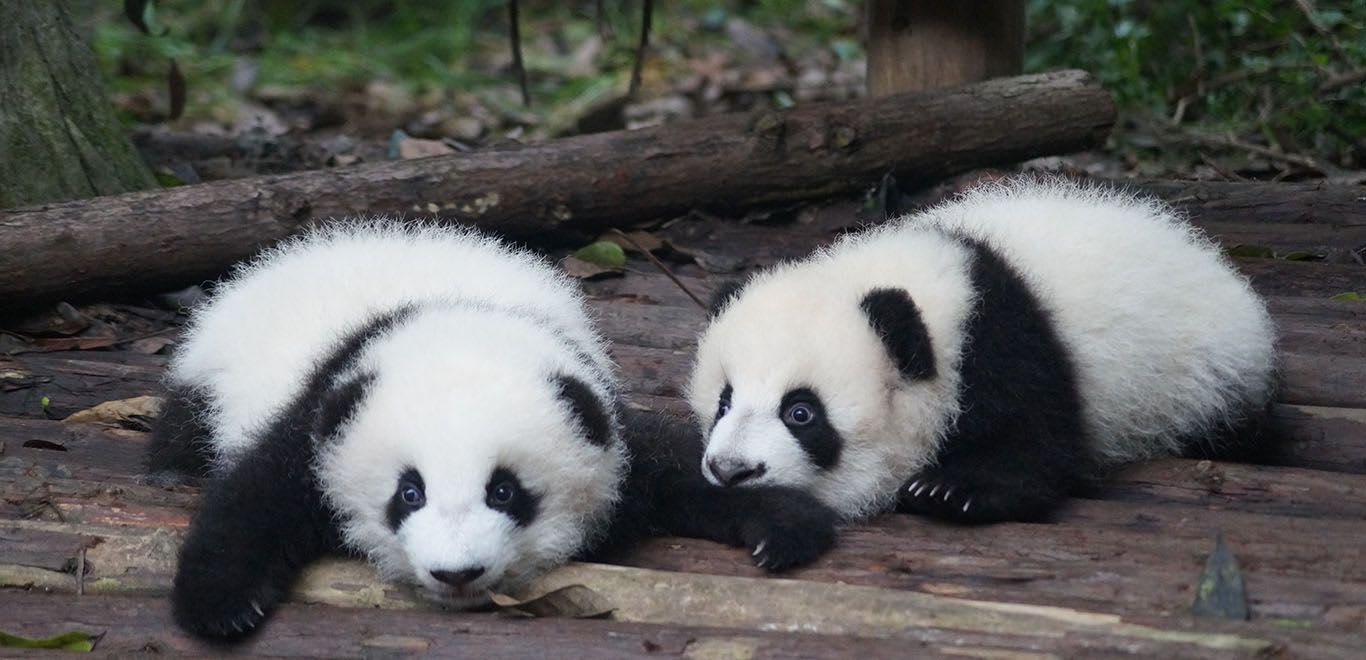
0 591 940 660
1135 180 1366 227
1238 259 1366 299
5 532 1357 659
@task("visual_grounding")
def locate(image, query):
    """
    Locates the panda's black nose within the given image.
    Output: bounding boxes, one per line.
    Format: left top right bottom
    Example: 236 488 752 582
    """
431 567 486 587
708 457 766 487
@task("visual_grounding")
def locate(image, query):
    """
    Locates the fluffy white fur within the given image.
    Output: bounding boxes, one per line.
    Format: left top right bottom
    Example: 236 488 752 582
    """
168 221 626 603
689 178 1277 519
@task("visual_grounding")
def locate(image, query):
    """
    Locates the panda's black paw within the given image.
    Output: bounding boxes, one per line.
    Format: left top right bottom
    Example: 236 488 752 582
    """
171 568 279 641
738 487 840 572
896 467 1062 524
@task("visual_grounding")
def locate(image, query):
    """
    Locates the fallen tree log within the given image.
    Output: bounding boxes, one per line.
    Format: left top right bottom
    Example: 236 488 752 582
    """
0 70 1114 307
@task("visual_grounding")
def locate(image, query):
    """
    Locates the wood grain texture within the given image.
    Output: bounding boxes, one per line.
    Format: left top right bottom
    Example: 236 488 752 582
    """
865 1 1025 96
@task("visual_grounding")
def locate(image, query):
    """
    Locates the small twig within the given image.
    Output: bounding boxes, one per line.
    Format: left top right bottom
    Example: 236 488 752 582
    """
629 0 653 97
595 0 613 40
76 546 86 596
1319 69 1366 94
508 0 530 107
1197 151 1246 182
1292 0 1354 66
609 229 706 310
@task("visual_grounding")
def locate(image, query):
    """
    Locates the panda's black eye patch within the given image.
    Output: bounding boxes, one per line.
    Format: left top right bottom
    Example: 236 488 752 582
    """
485 467 540 527
778 388 842 470
715 384 734 424
386 468 426 531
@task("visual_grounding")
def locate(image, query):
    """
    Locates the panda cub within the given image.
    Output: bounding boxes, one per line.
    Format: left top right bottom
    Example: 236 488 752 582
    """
148 222 836 640
690 178 1278 524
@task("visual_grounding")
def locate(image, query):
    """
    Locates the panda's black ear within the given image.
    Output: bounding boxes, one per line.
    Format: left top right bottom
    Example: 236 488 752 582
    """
860 288 936 381
707 279 747 318
554 374 615 447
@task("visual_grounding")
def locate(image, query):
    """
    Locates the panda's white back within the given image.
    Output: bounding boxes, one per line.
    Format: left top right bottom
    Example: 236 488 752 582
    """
910 180 1277 463
169 221 606 461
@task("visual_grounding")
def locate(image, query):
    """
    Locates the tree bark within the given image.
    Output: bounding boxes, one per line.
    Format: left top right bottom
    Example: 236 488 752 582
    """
865 0 1025 97
0 70 1115 307
0 0 155 208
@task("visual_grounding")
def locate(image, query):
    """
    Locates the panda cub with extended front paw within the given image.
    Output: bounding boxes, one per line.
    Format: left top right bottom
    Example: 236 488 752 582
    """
148 222 836 641
690 178 1278 524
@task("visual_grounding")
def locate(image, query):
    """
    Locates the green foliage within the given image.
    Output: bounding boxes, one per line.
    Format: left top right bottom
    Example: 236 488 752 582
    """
573 241 627 269
1027 0 1365 166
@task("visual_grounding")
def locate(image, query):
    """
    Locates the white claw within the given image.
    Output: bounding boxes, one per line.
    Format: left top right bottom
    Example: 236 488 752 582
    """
915 484 929 497
231 620 244 633
907 480 921 493
752 540 768 557
928 485 940 498
943 488 954 501
962 498 973 513
756 557 768 568
250 601 264 617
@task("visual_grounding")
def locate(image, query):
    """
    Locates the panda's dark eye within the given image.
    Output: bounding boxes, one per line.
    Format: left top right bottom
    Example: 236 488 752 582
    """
783 402 816 426
489 481 517 506
386 468 426 531
716 384 734 419
485 467 539 526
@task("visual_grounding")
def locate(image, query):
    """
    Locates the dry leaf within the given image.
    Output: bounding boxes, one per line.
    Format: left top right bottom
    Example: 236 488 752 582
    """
128 336 176 355
600 230 665 254
560 256 622 280
396 136 456 159
65 396 165 430
489 584 614 619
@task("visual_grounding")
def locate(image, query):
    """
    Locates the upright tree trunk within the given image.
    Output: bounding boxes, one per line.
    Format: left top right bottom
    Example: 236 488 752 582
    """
865 1 1025 97
0 0 155 209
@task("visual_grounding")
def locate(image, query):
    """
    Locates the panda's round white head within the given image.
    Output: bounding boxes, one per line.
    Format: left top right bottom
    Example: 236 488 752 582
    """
687 238 970 520
315 306 626 605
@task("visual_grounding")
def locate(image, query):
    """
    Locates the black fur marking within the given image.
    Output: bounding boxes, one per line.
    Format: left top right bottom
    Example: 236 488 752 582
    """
143 384 216 482
1180 400 1289 466
707 280 747 318
713 384 733 429
779 388 842 470
861 288 936 381
313 373 375 442
585 408 839 572
554 373 614 447
486 467 540 527
386 468 426 531
168 306 414 641
896 239 1089 524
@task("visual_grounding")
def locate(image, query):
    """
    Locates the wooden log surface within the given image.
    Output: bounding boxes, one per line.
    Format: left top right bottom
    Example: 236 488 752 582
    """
0 70 1115 307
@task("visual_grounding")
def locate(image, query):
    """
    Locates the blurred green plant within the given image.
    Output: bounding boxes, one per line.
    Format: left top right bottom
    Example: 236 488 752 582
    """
1027 0 1364 167
87 0 1361 167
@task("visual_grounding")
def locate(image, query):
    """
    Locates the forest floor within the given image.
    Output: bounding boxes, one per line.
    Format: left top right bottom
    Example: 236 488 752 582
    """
1 170 1364 657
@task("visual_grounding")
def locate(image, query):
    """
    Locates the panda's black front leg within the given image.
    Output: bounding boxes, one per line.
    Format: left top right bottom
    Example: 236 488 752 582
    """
895 426 1087 523
172 433 339 640
602 409 839 571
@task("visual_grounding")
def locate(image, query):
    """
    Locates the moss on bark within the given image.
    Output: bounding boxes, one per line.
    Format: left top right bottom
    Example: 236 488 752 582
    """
0 0 155 209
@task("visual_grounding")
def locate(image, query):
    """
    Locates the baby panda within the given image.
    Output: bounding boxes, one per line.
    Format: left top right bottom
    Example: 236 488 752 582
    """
689 178 1278 525
147 221 836 641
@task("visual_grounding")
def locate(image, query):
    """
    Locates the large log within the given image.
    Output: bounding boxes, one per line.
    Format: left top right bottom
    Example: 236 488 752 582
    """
0 70 1114 307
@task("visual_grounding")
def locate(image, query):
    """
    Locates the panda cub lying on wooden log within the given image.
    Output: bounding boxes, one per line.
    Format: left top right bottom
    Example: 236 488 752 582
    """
146 222 837 641
690 178 1279 524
